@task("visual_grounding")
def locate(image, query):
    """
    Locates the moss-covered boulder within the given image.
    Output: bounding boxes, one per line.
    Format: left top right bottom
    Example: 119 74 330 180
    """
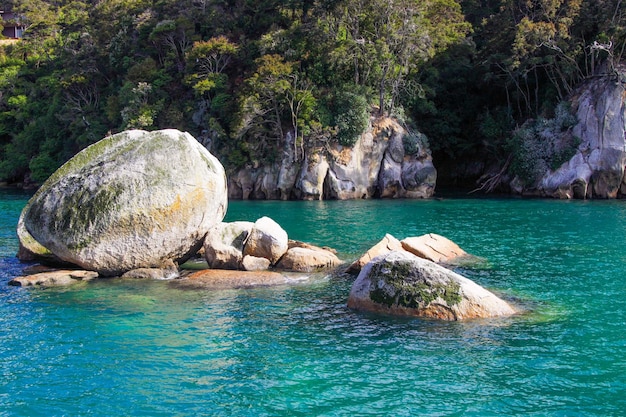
16 212 65 264
347 251 515 320
20 129 227 276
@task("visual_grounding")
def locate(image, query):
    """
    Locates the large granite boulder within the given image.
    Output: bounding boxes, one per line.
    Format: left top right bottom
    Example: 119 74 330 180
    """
204 221 254 269
347 251 515 320
242 216 289 265
20 129 228 276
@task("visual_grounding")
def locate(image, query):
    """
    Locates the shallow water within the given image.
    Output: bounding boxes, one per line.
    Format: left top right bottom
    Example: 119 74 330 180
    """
1 189 625 416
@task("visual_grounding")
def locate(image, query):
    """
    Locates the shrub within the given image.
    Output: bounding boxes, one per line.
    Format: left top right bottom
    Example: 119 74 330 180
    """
508 102 580 186
332 91 370 147
402 130 429 156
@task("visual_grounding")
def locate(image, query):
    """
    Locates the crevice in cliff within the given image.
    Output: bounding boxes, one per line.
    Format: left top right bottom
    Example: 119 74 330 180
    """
322 169 336 200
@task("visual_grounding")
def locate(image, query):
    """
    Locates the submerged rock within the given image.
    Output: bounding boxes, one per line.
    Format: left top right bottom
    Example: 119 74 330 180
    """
121 263 180 280
9 270 99 287
171 269 296 290
20 129 228 276
347 251 515 320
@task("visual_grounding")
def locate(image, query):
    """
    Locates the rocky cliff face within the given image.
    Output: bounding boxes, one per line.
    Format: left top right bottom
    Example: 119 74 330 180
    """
514 69 626 199
228 117 436 200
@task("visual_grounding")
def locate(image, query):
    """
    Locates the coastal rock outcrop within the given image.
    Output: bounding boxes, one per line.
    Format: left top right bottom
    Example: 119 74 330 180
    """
514 68 626 198
400 233 472 265
20 129 228 276
228 117 436 200
347 233 404 274
347 251 516 320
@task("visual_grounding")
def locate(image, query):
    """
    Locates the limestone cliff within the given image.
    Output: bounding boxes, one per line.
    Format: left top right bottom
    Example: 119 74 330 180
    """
228 116 436 200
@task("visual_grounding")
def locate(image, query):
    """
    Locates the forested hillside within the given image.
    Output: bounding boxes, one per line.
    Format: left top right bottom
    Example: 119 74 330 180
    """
0 0 624 188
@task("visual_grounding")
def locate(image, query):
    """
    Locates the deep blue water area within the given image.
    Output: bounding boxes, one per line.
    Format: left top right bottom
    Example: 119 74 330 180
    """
1 189 625 416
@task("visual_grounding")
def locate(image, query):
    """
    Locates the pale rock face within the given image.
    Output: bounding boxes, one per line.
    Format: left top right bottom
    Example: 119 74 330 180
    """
242 216 289 265
295 155 330 200
377 129 405 198
401 159 437 198
347 251 516 320
227 117 436 200
535 72 626 198
204 221 254 269
21 129 228 276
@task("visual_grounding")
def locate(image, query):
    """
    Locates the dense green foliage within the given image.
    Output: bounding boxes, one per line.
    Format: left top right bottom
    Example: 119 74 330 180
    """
0 0 624 185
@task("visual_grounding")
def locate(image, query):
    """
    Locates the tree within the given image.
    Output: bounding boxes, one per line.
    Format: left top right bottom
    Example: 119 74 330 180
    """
233 54 318 163
186 36 238 109
324 0 470 115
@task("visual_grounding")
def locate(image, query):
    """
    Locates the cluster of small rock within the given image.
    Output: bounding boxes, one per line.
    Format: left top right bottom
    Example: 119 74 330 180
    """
203 217 340 273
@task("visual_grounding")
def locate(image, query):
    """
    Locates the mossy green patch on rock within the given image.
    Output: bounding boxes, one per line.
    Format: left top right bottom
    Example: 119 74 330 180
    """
348 250 516 320
21 128 228 275
368 259 461 308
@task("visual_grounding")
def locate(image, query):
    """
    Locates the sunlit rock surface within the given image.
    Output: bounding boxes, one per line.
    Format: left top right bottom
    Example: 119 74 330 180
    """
21 129 227 276
348 251 515 320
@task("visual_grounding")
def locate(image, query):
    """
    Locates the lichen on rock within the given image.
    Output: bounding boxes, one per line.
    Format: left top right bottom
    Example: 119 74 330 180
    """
20 129 228 276
348 251 515 320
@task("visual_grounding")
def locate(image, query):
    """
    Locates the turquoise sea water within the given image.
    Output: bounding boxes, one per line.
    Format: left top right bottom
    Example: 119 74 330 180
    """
1 189 625 416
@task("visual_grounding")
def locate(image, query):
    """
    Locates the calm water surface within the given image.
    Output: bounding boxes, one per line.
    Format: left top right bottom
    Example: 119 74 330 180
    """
1 189 625 416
